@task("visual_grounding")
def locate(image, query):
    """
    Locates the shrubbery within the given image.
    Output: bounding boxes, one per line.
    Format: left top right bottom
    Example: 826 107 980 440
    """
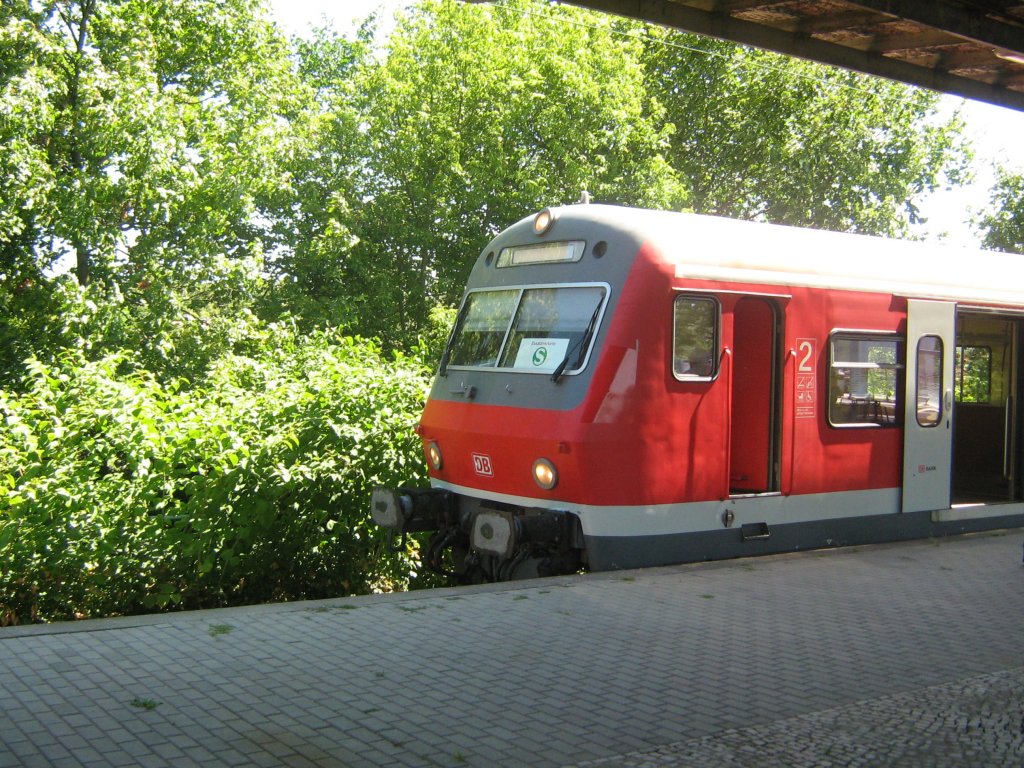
0 326 432 624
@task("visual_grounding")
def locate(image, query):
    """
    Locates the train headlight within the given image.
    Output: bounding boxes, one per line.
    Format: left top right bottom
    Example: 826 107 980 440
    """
370 488 411 530
470 509 516 558
427 441 443 471
533 208 555 235
532 458 558 490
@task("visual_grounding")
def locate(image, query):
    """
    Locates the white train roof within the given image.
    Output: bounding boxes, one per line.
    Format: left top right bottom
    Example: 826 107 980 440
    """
542 204 1024 309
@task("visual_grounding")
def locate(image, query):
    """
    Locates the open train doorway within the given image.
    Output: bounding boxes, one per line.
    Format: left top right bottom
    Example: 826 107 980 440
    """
952 311 1023 504
729 296 782 495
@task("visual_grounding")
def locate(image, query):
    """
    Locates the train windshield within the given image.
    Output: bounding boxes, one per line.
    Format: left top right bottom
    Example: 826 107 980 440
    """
447 284 607 374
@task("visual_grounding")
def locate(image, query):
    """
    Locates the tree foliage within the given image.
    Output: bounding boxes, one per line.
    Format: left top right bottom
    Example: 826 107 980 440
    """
642 32 969 237
276 1 970 348
291 0 686 346
978 168 1024 253
0 0 310 375
0 329 429 624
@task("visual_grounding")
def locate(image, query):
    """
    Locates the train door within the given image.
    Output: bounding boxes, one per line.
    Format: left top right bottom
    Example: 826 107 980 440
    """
901 299 955 514
951 311 1022 503
729 297 781 494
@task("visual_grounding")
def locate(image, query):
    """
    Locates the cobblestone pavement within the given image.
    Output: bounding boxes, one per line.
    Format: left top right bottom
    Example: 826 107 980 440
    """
571 667 1024 767
1 530 1023 768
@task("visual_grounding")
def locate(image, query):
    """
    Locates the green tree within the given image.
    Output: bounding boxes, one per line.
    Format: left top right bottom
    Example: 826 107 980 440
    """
978 168 1024 253
260 23 373 332
642 32 970 237
0 0 310 379
287 0 970 351
293 0 684 348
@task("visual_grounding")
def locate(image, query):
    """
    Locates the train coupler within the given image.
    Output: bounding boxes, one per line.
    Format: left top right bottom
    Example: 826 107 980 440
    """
370 487 459 534
468 507 583 579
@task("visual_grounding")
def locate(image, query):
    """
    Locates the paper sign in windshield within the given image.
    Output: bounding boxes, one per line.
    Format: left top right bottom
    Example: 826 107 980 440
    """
513 338 569 372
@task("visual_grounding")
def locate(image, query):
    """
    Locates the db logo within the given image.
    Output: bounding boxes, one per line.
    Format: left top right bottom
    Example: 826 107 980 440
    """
472 453 494 477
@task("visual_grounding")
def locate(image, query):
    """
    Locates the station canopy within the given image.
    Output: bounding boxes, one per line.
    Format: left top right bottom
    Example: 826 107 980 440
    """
549 1 1024 111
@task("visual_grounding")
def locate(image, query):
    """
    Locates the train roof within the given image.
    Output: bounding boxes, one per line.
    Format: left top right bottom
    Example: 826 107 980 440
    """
527 205 1024 309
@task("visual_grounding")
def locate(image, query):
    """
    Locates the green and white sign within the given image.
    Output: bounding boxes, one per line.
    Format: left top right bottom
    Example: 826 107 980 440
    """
513 338 570 372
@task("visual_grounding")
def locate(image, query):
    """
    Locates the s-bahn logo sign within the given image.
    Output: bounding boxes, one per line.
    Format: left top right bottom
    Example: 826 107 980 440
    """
513 338 569 372
472 453 494 477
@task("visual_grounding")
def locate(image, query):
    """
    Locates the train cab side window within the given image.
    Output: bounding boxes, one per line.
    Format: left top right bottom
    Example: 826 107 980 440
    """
829 333 903 427
673 295 718 379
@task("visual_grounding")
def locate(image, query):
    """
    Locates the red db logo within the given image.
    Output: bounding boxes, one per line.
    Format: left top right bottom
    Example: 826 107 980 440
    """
472 454 494 477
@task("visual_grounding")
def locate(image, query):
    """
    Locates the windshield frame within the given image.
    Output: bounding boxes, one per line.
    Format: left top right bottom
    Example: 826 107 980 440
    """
443 281 611 377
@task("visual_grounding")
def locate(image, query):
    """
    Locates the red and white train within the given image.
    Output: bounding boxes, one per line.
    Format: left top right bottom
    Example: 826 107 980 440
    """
372 203 1024 581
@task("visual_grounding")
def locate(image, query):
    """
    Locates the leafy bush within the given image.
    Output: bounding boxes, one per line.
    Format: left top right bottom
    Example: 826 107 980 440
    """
0 258 271 389
0 327 430 624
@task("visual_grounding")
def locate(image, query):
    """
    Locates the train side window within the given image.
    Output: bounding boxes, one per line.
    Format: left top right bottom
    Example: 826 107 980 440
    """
915 335 943 427
829 333 903 427
955 345 991 403
673 295 718 379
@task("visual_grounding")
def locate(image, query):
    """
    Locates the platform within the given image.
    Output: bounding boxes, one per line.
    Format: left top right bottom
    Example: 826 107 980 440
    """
2 530 1023 767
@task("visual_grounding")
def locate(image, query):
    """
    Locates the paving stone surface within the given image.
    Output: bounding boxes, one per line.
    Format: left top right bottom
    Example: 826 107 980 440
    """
1 530 1023 767
570 667 1024 767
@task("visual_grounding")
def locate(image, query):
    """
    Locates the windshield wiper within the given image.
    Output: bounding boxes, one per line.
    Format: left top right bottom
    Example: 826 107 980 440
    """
551 299 603 384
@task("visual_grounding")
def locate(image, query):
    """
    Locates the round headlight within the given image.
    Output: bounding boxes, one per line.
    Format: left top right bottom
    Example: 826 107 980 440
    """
533 208 555 235
532 458 558 490
427 441 443 471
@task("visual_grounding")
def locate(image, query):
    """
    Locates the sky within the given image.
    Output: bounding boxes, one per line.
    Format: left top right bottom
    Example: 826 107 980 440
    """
267 0 1024 248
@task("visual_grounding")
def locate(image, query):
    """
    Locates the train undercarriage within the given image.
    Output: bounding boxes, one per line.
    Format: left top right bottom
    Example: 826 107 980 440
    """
371 487 585 582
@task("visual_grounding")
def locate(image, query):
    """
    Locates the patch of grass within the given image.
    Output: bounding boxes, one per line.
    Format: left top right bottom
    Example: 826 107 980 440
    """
130 698 159 710
699 594 715 600
208 623 233 637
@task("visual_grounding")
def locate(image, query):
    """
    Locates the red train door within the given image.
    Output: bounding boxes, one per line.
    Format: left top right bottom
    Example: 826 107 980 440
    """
729 297 781 494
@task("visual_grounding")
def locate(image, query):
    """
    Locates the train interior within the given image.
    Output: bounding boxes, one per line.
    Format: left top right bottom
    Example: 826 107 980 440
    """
952 312 1023 504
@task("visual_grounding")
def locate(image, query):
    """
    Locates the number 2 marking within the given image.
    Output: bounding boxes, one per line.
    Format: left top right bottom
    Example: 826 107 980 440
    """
797 339 815 372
